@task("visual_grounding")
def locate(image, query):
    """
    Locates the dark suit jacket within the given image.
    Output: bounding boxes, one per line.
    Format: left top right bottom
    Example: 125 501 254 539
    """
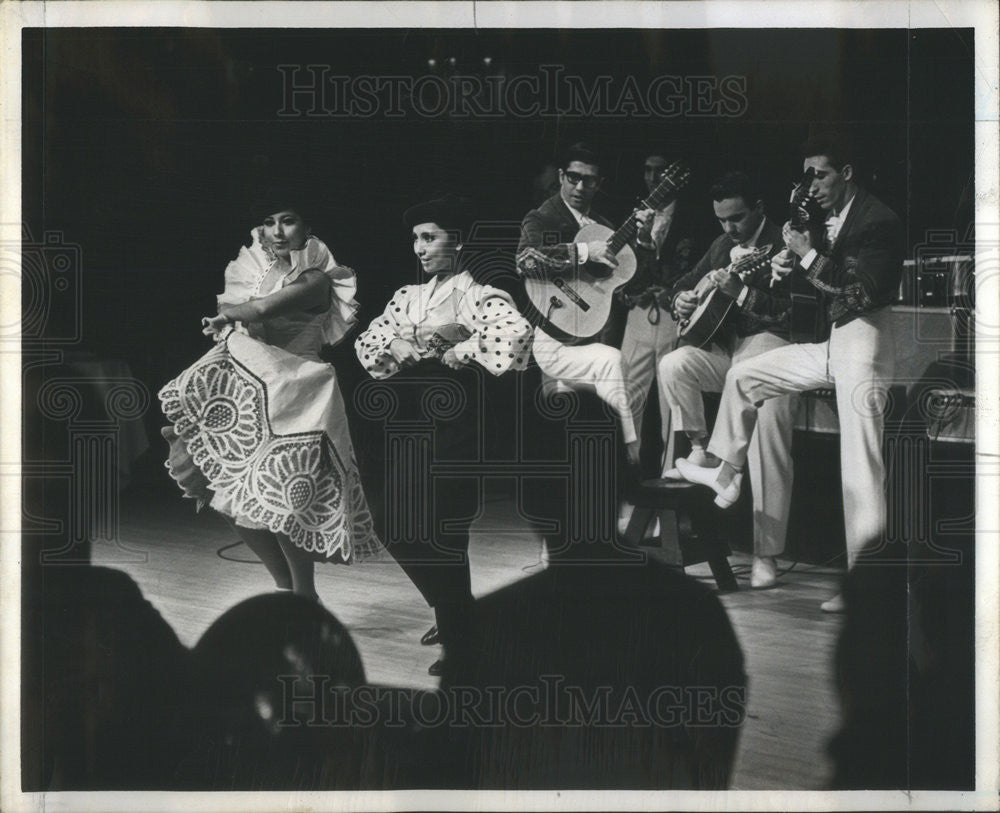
619 196 700 306
515 193 615 344
669 217 788 347
517 192 613 262
801 187 903 334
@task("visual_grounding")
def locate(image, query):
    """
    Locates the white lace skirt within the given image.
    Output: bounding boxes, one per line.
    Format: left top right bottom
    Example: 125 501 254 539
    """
159 330 381 564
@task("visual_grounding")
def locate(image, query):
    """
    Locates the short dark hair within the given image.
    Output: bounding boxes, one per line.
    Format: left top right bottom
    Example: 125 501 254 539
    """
251 181 319 226
253 200 310 226
709 171 762 208
800 132 855 171
560 142 602 173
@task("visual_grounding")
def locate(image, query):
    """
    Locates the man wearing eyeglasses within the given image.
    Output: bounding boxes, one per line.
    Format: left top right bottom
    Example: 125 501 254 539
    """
516 141 651 465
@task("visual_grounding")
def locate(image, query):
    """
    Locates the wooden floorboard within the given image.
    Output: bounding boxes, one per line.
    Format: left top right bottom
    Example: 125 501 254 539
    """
92 489 846 790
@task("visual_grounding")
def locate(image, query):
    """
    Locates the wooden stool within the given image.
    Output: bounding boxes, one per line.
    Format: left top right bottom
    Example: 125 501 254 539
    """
623 478 738 592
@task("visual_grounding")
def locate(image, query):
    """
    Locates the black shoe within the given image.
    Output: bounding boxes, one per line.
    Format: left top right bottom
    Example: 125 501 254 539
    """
428 659 445 676
420 625 440 646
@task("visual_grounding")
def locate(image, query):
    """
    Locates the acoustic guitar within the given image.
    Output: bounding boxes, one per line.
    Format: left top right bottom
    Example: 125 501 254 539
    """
522 160 691 338
786 168 827 343
677 245 773 348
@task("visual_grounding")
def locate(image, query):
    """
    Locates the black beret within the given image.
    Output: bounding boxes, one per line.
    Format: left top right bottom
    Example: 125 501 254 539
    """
403 193 475 238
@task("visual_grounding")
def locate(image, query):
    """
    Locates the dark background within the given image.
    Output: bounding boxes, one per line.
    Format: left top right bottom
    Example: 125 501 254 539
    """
20 26 976 559
18 26 978 792
22 27 974 363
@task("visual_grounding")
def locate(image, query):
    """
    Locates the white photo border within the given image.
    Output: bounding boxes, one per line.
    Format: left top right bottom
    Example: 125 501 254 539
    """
1 1 997 811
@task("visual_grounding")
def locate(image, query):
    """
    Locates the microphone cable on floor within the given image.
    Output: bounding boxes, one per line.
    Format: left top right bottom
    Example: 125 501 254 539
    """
216 540 260 564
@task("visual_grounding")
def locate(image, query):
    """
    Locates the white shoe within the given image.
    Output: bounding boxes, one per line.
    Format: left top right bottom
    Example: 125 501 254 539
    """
675 458 743 509
661 448 710 481
820 593 846 614
617 509 659 540
750 556 778 589
617 504 635 536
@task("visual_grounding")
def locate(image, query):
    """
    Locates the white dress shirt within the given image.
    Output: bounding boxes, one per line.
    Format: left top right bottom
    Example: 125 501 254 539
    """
566 203 597 263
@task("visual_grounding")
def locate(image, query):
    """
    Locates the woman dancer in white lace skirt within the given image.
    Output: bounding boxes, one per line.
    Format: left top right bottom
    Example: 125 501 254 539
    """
160 203 380 601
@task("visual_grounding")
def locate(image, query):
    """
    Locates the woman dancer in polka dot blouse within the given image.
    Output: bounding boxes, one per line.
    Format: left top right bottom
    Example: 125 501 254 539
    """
354 194 532 675
355 205 532 379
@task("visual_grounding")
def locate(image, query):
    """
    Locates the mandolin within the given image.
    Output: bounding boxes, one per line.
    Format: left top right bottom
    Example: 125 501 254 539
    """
677 245 774 348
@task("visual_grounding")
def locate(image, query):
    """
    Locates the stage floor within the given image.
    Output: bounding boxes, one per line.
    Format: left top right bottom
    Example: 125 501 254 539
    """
93 487 847 791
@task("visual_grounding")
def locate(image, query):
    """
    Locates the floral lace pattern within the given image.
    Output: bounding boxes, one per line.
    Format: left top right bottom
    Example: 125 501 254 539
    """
159 341 379 563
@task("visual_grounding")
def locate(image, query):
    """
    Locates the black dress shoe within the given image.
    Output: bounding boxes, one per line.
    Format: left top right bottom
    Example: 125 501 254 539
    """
428 659 445 676
420 625 440 646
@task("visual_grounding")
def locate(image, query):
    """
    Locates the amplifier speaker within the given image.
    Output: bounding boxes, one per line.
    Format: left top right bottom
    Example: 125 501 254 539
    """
794 306 964 435
898 254 973 310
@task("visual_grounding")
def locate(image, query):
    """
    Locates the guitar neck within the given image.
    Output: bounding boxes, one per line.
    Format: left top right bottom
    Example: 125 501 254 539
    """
605 190 678 256
605 162 689 256
789 168 819 229
713 246 771 287
607 211 642 255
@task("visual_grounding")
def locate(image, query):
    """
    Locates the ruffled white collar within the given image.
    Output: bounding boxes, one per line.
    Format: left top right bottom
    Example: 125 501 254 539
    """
251 227 319 278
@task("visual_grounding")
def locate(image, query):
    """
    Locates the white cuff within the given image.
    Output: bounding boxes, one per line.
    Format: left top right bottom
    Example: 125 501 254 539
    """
800 248 818 270
576 242 589 264
736 285 750 307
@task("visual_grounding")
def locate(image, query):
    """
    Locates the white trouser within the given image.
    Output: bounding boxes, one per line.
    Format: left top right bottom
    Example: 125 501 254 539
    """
619 305 679 468
707 308 894 566
532 327 637 444
659 331 797 556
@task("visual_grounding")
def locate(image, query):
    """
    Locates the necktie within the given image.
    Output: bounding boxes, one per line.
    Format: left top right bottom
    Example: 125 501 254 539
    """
651 204 676 254
651 211 669 249
825 214 841 250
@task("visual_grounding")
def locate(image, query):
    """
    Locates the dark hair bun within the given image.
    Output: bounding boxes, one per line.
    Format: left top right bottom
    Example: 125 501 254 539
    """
250 183 321 225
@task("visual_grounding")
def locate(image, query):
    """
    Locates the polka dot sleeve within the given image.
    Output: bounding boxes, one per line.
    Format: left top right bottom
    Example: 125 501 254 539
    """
454 283 533 375
354 286 410 379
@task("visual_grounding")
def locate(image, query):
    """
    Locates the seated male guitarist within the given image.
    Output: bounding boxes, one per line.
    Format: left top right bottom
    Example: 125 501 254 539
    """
677 134 903 612
617 150 700 479
657 171 792 589
516 141 654 467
